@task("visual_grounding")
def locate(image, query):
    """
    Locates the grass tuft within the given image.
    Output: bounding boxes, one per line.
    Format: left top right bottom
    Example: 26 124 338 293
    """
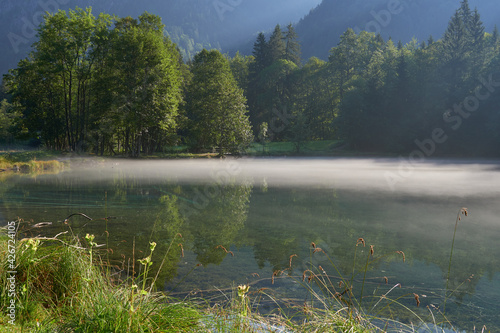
0 223 200 332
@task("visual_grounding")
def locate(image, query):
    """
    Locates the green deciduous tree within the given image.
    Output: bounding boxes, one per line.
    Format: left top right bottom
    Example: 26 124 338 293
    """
186 49 252 156
108 13 183 156
5 8 114 150
6 9 182 155
290 57 333 140
229 52 253 96
0 99 21 143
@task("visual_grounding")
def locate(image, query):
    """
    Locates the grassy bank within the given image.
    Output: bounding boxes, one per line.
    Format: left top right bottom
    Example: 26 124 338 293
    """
0 150 66 173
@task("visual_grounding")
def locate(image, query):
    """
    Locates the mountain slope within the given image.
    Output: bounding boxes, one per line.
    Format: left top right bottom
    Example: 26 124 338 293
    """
296 0 500 61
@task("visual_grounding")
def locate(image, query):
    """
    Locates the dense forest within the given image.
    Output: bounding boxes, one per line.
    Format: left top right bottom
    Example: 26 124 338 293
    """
1 0 500 156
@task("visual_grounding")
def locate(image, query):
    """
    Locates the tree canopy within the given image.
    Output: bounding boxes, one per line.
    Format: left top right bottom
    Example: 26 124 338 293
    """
186 49 252 156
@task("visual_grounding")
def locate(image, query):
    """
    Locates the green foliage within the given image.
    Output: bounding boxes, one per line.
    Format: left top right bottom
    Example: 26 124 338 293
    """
250 33 269 74
229 52 253 96
0 100 21 143
283 24 302 66
6 8 182 156
186 49 253 156
331 3 500 155
291 57 334 140
268 25 286 65
107 13 183 156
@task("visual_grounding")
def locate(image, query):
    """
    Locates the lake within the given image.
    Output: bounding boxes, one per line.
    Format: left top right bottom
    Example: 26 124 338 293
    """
1 157 499 331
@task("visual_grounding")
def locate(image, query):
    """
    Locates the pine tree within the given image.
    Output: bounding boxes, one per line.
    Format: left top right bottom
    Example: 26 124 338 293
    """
375 33 385 46
469 8 485 49
329 28 360 99
441 10 469 102
268 25 286 64
458 0 472 29
442 10 468 71
247 33 269 134
492 25 499 46
443 11 467 56
250 32 269 74
468 8 485 75
283 23 301 66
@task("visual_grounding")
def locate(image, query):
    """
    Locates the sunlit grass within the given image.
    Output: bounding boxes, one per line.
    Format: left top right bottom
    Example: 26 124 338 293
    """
0 150 65 173
0 224 200 332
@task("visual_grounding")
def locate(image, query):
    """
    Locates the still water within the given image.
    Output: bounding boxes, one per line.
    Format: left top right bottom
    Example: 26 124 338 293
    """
1 158 500 331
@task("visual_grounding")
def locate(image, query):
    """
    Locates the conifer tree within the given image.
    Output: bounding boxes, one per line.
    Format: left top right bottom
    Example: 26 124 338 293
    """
329 29 360 99
492 25 499 46
283 23 301 66
268 25 286 64
250 32 269 75
458 0 472 29
441 10 468 100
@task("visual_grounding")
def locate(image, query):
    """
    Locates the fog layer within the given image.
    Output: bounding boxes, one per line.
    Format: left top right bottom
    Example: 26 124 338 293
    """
70 158 500 197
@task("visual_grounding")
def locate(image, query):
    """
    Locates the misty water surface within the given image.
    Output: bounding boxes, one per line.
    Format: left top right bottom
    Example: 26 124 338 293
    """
1 157 499 331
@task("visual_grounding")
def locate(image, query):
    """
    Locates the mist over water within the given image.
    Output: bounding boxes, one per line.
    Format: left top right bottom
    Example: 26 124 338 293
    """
73 157 500 197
